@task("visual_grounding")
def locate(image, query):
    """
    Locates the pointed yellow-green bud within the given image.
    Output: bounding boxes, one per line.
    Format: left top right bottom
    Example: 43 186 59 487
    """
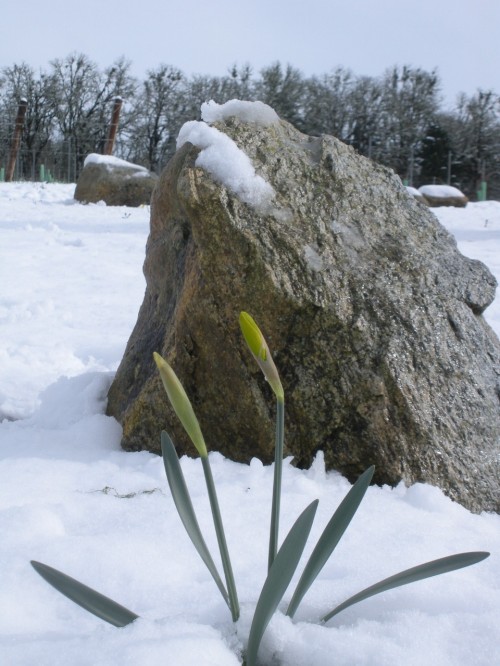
153 352 208 458
239 311 284 403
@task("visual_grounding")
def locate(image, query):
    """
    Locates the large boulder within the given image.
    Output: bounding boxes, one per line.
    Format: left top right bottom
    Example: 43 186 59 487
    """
106 101 500 513
74 154 158 207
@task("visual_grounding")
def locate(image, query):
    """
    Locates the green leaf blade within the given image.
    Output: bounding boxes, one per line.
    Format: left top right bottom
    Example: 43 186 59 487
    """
30 560 139 627
201 455 240 622
287 465 374 618
321 551 490 624
161 431 230 609
246 499 319 666
268 398 285 572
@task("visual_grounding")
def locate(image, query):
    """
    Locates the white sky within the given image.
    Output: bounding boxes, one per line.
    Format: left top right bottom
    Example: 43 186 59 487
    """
1 0 499 108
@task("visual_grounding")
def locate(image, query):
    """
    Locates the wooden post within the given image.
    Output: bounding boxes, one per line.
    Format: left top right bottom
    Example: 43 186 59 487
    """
103 96 123 156
6 98 28 182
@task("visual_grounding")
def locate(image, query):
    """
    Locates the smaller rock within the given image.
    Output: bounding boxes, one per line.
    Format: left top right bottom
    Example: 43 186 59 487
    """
74 154 158 207
419 184 468 208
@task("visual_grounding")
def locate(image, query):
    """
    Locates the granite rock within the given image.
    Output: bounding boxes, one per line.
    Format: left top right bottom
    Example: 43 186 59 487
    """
74 154 157 207
107 107 500 513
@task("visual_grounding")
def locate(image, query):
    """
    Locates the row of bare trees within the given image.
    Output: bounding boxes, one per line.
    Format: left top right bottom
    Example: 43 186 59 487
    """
1 54 499 198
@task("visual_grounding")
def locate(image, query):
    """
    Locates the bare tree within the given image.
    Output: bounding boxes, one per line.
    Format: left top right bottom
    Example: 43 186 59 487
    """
124 64 185 171
445 90 500 197
0 63 57 179
255 62 305 129
376 66 440 181
221 64 255 101
49 53 135 178
348 76 384 158
302 67 356 139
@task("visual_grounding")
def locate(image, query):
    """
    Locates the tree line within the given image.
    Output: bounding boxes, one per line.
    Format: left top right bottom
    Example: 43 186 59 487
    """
0 54 499 199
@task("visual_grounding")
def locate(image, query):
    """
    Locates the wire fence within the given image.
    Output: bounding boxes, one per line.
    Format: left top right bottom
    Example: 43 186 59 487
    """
0 139 99 183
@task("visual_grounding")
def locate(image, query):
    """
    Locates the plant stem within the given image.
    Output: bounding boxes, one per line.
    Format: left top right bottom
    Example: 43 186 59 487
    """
268 398 285 572
201 455 240 622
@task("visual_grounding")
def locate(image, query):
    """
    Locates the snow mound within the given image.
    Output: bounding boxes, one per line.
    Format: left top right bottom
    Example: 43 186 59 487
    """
84 153 149 172
419 184 465 198
405 186 422 198
28 372 114 429
201 99 280 126
177 120 275 209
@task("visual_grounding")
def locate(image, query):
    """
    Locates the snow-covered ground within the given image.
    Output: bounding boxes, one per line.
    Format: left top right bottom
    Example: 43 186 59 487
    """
0 183 499 665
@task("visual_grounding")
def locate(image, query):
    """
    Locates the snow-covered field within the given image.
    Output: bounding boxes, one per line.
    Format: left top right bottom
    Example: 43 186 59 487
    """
0 183 499 665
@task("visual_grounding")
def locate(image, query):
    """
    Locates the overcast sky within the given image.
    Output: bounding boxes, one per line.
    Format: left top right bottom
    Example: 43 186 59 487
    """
1 0 498 108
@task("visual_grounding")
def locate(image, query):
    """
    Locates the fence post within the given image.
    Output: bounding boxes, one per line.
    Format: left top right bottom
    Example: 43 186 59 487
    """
67 139 71 182
103 96 123 156
477 181 487 201
6 98 28 182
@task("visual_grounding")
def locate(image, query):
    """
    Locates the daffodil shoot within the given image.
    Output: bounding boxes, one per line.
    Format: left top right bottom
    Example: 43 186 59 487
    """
238 311 285 569
239 311 284 402
30 318 490 666
153 351 208 458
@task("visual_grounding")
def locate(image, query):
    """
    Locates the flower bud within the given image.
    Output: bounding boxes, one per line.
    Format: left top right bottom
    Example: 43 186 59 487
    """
239 312 284 402
153 352 208 457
